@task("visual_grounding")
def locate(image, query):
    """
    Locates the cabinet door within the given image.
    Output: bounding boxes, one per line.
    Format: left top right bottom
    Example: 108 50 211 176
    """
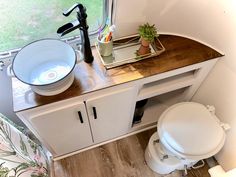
29 101 93 156
86 87 136 143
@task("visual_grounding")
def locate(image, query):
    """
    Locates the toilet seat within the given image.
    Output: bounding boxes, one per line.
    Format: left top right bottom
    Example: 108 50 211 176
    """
158 102 225 160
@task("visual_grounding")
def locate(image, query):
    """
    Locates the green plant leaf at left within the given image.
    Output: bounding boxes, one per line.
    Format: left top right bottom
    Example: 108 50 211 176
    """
19 135 29 156
15 162 30 174
0 163 11 177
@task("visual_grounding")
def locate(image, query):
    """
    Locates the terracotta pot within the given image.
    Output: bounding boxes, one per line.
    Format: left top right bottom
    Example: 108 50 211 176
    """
137 45 151 56
137 38 151 56
141 38 150 47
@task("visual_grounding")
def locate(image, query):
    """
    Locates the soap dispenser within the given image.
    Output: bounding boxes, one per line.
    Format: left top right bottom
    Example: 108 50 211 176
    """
57 3 94 63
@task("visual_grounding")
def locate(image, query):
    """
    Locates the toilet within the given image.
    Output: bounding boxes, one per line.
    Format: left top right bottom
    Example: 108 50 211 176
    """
145 102 228 175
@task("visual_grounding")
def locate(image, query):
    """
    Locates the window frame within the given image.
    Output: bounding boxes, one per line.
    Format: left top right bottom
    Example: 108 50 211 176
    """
0 0 110 60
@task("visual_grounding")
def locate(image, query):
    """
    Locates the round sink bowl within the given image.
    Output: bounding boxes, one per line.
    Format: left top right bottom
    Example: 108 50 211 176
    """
12 39 77 96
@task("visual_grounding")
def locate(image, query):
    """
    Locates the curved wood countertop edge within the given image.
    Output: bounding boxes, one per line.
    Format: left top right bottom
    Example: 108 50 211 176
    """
12 35 223 112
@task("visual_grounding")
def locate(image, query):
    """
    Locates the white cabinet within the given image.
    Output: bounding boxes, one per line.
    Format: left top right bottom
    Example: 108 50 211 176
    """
18 86 136 157
86 87 135 143
16 59 218 159
28 101 93 156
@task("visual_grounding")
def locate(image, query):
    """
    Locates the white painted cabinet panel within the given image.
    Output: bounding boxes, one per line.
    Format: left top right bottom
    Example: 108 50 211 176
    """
29 101 93 156
86 87 136 143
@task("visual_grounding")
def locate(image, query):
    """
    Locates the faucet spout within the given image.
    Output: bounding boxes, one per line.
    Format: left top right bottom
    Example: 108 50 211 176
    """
57 20 80 37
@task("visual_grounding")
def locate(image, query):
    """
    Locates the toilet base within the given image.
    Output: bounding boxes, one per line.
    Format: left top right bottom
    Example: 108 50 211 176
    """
145 132 197 175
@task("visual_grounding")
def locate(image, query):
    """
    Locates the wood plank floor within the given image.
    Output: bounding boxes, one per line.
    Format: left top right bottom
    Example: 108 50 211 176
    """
54 129 211 177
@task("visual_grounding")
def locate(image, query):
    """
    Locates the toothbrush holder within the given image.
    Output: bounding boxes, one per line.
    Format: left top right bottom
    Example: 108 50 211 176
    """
97 36 113 56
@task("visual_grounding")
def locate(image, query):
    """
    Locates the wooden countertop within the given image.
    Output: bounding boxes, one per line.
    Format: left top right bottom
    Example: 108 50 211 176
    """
12 35 223 112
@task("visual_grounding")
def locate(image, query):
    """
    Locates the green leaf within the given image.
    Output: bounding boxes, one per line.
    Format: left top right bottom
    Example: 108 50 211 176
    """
28 139 38 154
31 175 39 177
138 23 158 42
15 162 30 173
31 174 43 177
0 163 11 177
19 135 29 156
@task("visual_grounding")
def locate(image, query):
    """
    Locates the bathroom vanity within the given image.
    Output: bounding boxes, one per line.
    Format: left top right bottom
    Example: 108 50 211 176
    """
12 35 223 160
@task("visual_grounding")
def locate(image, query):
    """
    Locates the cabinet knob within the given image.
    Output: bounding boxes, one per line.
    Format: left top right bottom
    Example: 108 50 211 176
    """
77 111 84 123
92 107 97 119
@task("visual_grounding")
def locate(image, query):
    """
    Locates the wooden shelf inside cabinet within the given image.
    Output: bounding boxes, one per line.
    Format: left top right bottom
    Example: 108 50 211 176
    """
137 70 197 101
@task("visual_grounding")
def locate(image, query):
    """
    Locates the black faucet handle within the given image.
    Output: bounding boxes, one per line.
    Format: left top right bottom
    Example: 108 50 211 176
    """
78 5 87 19
63 3 81 17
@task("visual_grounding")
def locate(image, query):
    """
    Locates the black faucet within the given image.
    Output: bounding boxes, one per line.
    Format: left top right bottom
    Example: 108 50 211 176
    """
57 3 94 63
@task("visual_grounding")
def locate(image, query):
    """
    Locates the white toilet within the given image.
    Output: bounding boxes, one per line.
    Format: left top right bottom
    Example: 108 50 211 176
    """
145 102 228 175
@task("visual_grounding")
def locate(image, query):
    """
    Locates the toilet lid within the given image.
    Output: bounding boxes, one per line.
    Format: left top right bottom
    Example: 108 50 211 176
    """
158 102 225 157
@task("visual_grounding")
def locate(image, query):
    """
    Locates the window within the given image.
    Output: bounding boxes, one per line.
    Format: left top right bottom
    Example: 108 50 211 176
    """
0 0 107 53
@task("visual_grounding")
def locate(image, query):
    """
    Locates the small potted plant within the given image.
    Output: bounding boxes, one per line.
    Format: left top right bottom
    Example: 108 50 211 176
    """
137 23 159 56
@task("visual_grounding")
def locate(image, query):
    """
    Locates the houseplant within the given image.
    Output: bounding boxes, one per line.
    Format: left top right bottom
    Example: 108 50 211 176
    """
0 113 49 177
137 23 159 56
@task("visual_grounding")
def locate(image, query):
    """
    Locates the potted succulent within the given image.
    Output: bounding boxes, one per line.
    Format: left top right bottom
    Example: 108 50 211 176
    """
137 23 159 56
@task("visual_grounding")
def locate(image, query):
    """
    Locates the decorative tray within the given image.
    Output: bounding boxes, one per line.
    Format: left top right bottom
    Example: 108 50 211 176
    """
95 34 165 69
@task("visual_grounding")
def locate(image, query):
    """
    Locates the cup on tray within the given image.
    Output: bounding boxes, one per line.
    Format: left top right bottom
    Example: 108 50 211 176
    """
97 34 113 57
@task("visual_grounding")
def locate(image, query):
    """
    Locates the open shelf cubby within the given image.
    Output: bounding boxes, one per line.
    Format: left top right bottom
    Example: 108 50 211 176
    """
131 87 189 132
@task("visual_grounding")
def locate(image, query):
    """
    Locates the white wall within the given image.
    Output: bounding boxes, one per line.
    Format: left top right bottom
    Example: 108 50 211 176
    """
113 0 148 38
114 0 236 170
191 1 236 170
